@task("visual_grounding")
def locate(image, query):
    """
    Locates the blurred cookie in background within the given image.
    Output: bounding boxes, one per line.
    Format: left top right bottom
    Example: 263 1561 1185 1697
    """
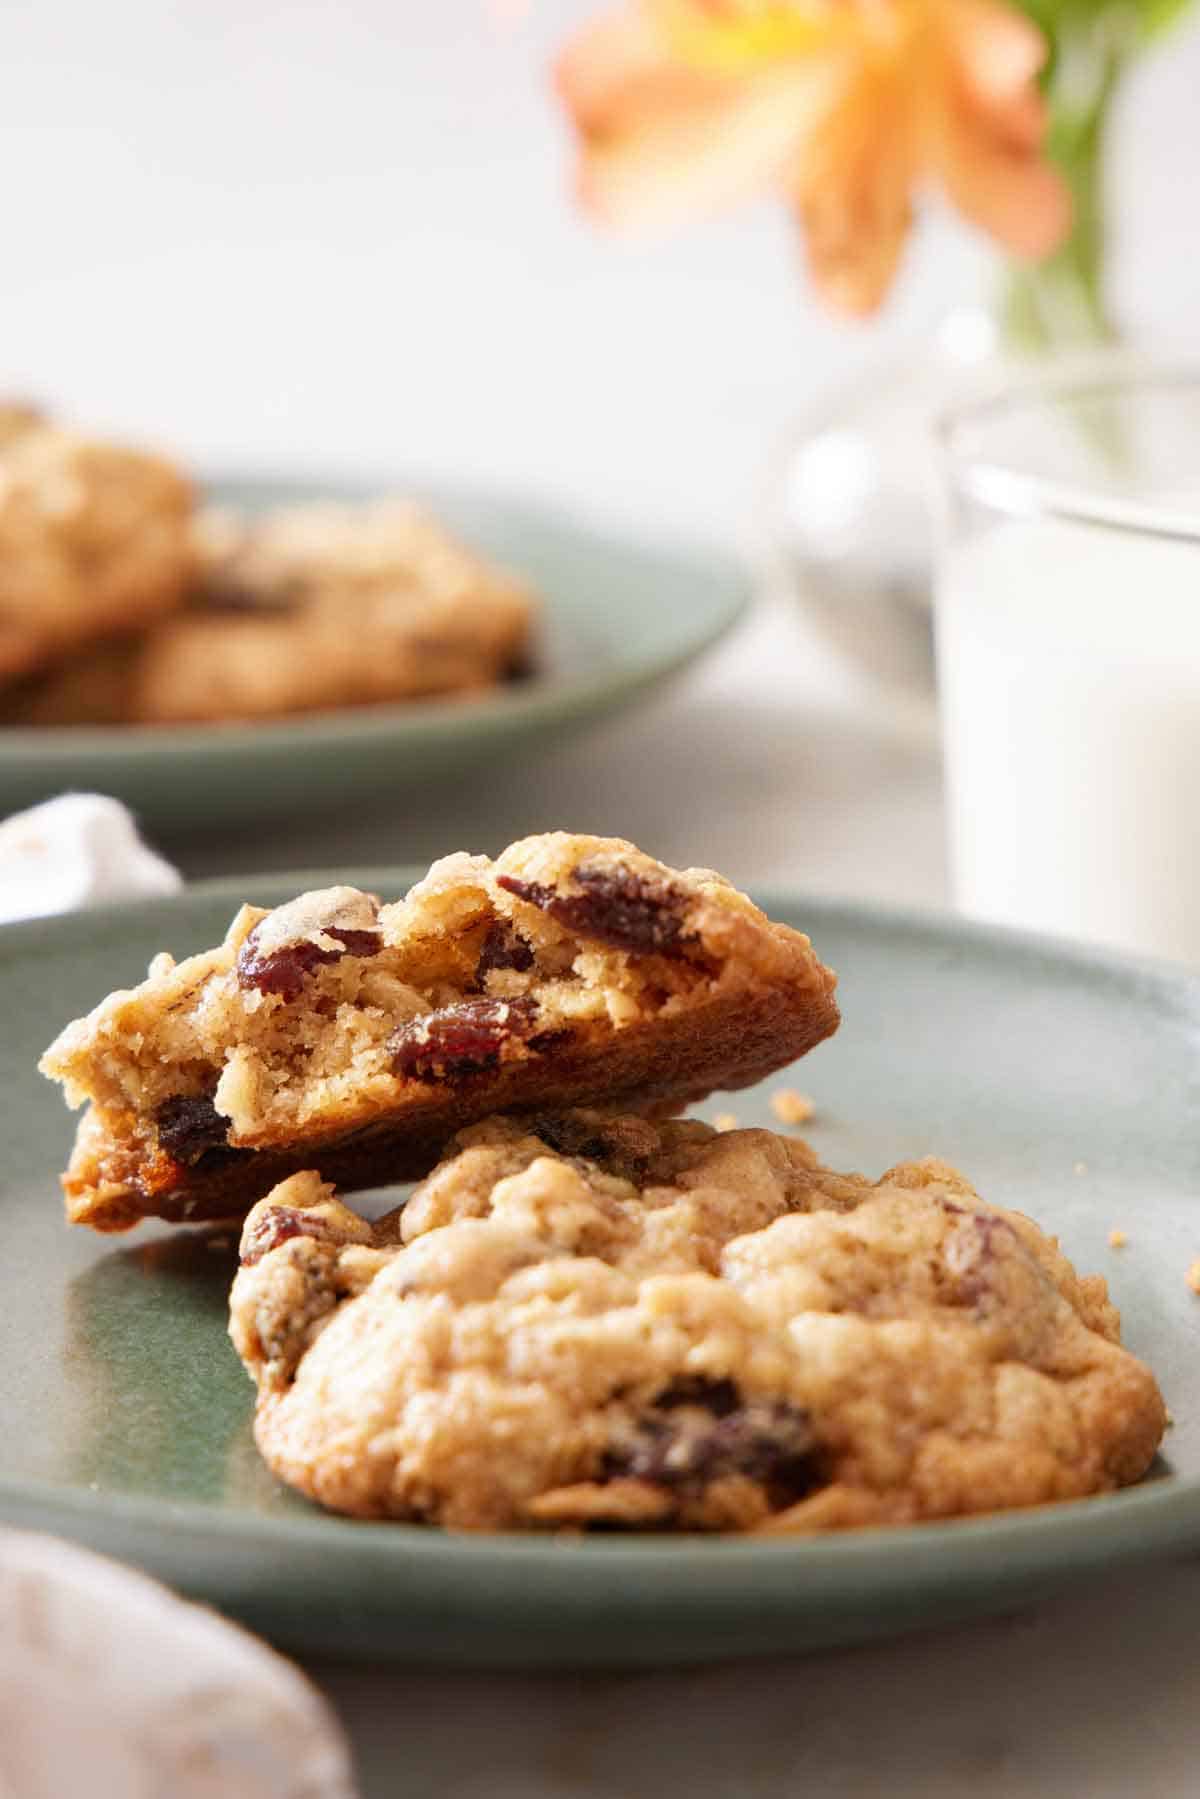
2 496 537 726
0 406 194 684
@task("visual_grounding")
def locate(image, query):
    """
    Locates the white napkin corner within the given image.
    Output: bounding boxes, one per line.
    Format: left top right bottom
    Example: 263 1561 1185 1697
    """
0 793 182 925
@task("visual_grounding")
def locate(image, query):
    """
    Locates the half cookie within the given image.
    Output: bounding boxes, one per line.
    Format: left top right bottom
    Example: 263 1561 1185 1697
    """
228 1114 1166 1530
41 834 839 1230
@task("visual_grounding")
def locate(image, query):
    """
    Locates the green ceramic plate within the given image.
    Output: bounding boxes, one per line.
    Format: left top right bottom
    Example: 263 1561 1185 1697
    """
0 477 748 828
3 876 1199 1668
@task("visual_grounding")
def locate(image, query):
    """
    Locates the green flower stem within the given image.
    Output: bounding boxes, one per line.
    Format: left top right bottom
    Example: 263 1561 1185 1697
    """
1000 15 1135 352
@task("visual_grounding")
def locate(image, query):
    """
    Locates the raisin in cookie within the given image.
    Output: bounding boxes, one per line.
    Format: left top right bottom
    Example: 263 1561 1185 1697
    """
0 412 192 682
2 499 534 724
228 1114 1166 1530
41 834 839 1230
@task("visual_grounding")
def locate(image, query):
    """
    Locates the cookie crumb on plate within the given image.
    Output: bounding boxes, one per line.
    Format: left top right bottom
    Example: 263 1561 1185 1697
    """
1108 1229 1128 1249
771 1089 814 1126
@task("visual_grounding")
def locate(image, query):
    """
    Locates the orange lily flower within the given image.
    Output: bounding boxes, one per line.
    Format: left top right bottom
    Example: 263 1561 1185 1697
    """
555 0 1072 314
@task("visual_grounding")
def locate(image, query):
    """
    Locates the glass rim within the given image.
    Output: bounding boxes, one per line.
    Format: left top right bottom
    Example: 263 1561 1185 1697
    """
937 364 1200 544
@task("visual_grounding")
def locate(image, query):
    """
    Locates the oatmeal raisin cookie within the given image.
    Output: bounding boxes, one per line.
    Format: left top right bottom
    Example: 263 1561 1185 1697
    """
229 1115 1166 1530
42 834 839 1230
0 412 192 681
2 498 533 723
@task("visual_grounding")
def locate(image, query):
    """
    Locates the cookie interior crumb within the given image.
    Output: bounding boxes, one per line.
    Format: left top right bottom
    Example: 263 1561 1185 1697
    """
771 1088 814 1126
41 833 840 1230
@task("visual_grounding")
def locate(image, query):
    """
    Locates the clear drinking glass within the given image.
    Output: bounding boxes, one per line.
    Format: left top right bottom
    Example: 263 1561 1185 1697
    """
935 370 1200 964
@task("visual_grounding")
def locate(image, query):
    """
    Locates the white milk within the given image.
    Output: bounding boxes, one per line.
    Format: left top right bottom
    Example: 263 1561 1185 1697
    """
937 515 1200 963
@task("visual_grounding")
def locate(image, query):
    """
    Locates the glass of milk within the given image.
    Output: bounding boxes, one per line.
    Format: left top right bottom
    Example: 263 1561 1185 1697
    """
935 369 1200 964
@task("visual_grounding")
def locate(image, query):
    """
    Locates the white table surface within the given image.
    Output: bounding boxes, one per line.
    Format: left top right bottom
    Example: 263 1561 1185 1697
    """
309 1563 1200 1799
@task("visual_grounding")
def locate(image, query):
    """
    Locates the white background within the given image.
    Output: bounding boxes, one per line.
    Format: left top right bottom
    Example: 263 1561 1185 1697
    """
2 0 1197 549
